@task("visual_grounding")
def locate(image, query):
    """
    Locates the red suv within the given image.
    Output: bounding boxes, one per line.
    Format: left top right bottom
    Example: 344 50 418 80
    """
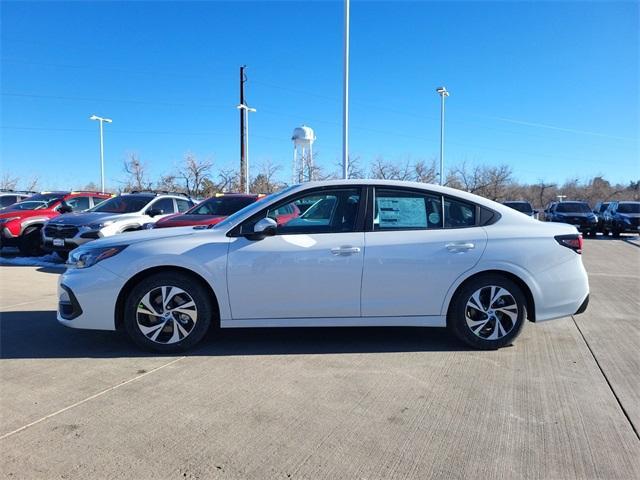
154 193 268 229
0 191 112 255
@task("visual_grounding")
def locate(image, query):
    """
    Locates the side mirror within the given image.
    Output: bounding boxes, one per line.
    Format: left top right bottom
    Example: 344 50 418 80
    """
58 204 73 214
147 208 164 217
246 217 277 241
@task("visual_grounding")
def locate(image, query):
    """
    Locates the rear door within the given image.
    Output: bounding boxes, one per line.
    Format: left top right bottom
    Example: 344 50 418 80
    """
361 187 487 317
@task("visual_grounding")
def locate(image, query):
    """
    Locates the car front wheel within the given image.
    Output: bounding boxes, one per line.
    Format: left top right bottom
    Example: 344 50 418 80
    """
448 275 526 350
123 272 212 352
18 226 43 256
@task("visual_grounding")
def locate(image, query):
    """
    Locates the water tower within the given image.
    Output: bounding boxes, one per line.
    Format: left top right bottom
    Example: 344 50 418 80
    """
291 125 316 183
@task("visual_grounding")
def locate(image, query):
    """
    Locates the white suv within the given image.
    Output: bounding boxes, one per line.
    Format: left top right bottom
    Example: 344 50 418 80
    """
42 192 194 258
57 180 589 352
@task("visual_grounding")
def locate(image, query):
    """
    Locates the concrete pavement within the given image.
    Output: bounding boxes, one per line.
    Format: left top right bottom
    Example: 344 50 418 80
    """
1 238 639 479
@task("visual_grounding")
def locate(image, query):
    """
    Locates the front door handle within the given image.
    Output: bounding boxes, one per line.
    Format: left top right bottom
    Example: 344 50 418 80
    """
330 246 361 256
446 242 475 252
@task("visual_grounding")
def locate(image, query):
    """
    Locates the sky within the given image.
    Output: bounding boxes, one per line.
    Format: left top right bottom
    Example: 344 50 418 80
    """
1 0 638 191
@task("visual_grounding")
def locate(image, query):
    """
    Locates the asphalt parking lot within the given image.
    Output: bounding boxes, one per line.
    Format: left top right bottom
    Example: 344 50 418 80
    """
1 238 639 479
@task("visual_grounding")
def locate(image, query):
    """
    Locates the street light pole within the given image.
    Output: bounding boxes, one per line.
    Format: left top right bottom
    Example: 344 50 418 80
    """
436 87 449 186
342 0 350 179
237 104 256 194
89 115 112 193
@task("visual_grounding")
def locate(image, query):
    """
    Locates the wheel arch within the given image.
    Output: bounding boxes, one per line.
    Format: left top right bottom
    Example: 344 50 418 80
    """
114 266 221 331
445 269 536 322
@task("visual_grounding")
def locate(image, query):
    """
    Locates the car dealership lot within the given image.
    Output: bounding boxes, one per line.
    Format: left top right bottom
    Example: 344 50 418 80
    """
1 239 639 479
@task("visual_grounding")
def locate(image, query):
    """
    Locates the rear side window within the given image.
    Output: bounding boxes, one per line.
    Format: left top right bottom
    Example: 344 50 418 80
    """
176 199 192 212
0 196 17 207
444 197 476 228
374 189 442 230
150 198 176 214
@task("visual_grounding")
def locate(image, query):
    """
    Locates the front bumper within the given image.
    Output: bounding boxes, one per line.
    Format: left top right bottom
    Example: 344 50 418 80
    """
43 228 101 253
57 264 124 331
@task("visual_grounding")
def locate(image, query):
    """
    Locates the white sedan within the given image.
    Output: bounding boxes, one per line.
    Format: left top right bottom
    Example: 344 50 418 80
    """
57 180 589 352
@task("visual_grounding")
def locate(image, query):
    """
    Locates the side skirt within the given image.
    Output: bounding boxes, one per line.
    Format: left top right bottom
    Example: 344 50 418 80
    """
220 316 447 328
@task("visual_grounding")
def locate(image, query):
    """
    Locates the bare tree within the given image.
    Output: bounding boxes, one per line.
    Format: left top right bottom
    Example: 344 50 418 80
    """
369 157 413 181
178 153 213 198
449 162 512 200
156 173 182 193
251 160 283 193
413 159 438 184
0 172 19 190
216 168 240 193
122 153 152 191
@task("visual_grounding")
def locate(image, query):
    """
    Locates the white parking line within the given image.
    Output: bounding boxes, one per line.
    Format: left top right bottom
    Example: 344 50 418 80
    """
0 356 186 441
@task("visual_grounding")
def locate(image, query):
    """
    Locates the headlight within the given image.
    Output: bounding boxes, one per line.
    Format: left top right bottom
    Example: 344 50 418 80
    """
87 220 115 230
68 245 127 269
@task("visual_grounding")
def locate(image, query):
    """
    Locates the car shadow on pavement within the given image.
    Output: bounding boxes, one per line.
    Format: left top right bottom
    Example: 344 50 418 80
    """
0 310 470 359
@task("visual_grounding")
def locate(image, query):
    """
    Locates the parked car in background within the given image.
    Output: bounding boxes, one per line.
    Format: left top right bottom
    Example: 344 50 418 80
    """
154 193 265 229
0 190 36 208
42 191 194 259
602 201 640 237
502 201 536 217
545 201 598 236
542 201 557 221
58 180 589 353
593 201 610 234
0 191 112 256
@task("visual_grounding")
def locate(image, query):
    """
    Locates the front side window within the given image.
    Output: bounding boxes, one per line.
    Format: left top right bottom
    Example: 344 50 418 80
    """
64 196 90 211
373 189 442 230
444 197 476 228
241 188 362 235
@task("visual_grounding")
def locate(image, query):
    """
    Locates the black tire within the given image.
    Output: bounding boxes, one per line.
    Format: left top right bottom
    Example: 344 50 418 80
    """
18 226 43 256
612 226 621 238
123 272 213 353
602 228 609 236
447 274 527 350
56 251 69 261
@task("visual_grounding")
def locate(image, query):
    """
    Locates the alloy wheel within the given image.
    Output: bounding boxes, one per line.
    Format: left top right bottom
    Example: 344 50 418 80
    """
136 286 198 344
465 286 519 340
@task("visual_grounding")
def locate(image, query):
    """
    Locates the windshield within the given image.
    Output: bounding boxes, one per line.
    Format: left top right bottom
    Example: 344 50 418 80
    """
190 196 257 216
618 203 640 214
4 200 48 211
556 202 591 213
504 202 533 213
91 195 151 213
213 186 297 230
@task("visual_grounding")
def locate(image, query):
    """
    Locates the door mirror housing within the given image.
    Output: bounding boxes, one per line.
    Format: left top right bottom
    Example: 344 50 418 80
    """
147 208 164 217
245 217 277 241
58 203 73 214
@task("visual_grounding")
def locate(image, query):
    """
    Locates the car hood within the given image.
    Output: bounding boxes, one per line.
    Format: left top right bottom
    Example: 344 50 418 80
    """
555 212 594 217
76 225 225 249
157 214 225 226
618 213 640 218
0 209 51 220
48 212 133 225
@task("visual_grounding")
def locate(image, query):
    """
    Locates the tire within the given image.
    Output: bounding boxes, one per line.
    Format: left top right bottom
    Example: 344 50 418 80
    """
56 251 69 261
447 274 527 350
123 272 213 353
18 226 43 256
612 226 621 238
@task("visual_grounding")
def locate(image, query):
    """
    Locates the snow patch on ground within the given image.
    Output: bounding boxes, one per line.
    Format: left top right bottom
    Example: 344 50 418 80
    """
0 249 66 268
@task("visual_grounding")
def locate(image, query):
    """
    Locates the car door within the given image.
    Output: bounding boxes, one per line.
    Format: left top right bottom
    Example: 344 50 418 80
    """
361 187 488 317
226 187 365 320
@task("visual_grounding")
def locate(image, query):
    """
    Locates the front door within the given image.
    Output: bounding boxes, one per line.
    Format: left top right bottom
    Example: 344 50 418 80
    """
227 187 365 320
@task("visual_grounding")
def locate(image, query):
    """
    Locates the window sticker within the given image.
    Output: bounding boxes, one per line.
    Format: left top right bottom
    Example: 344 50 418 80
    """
377 197 427 228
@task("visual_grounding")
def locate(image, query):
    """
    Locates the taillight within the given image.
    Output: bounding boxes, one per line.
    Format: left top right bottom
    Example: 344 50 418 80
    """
555 234 583 254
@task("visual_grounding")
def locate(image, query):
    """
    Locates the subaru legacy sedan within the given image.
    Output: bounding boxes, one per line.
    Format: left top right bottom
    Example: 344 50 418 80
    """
57 180 589 352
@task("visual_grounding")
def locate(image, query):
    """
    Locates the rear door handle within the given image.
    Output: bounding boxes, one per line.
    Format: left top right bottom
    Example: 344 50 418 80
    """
330 246 361 256
446 242 475 252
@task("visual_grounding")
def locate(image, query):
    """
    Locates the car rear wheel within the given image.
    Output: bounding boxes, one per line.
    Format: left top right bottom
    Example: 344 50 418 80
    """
448 275 526 350
123 272 212 352
18 226 43 256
